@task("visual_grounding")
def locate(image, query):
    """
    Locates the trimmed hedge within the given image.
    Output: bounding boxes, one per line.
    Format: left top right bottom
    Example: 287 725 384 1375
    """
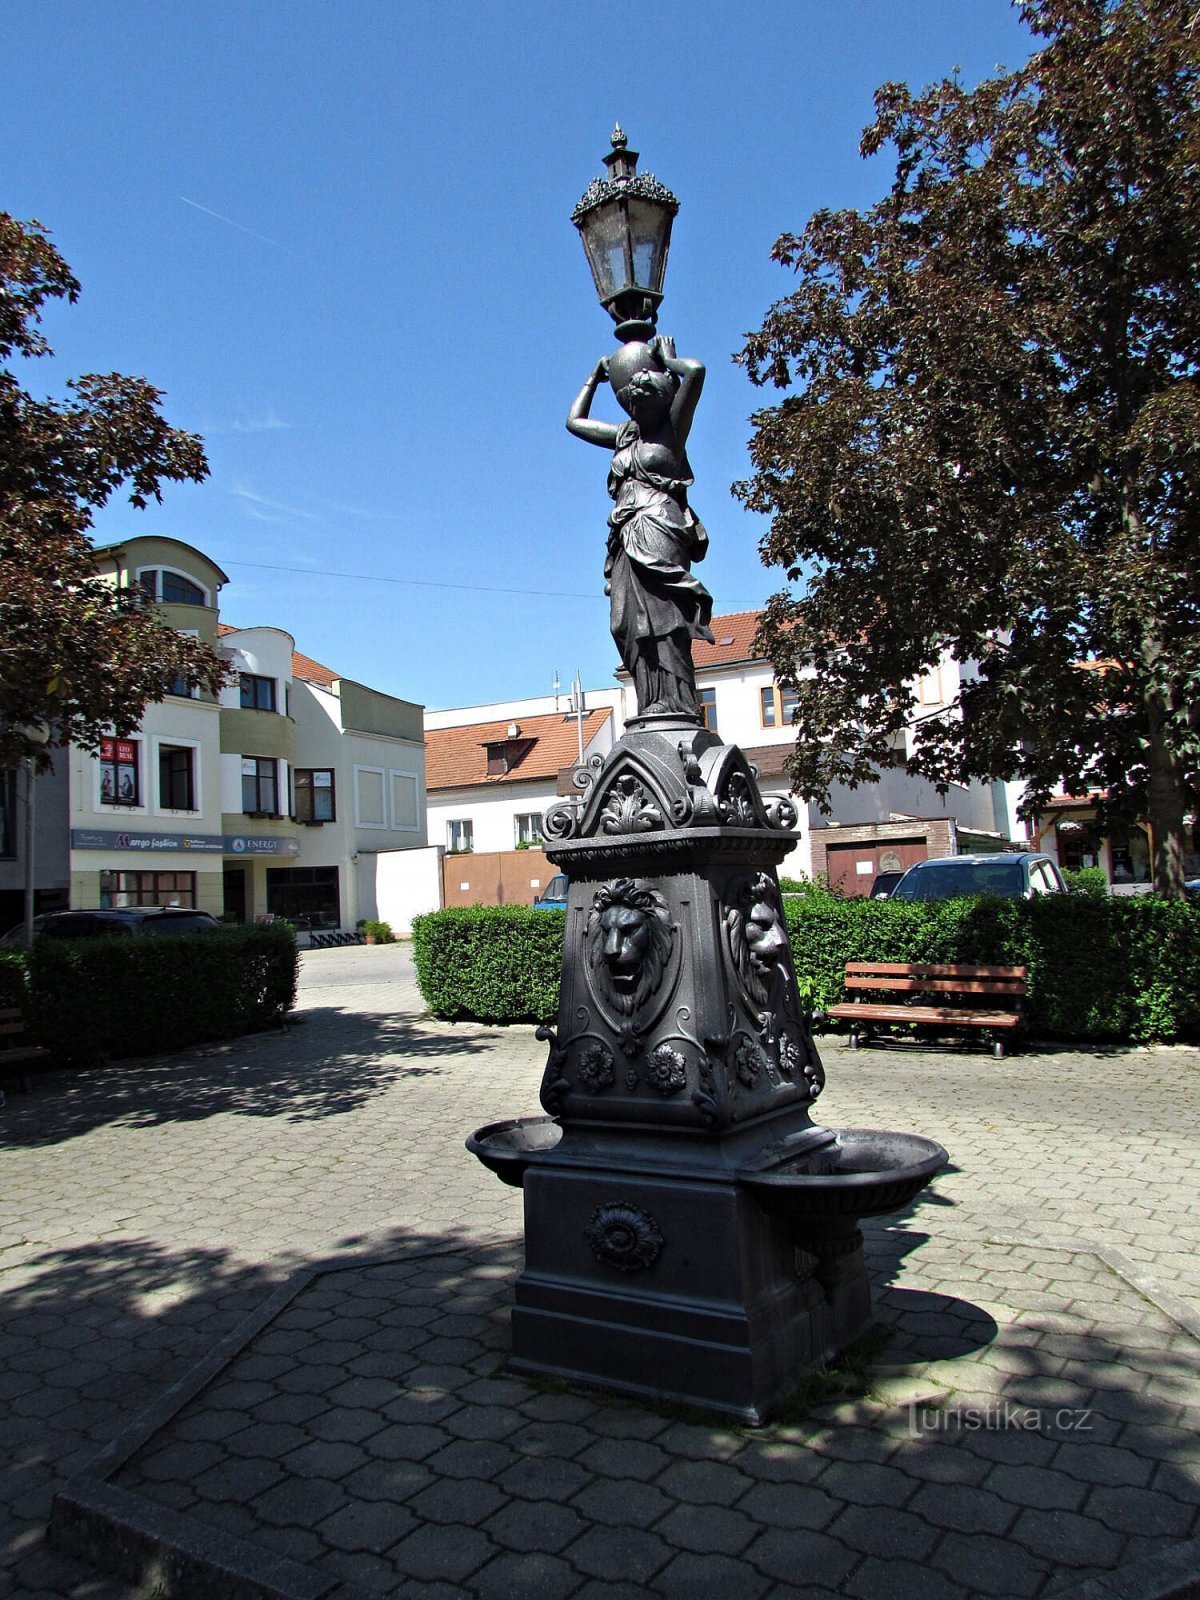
784 891 1200 1043
412 905 563 1023
27 924 299 1063
0 951 30 1012
412 892 1200 1044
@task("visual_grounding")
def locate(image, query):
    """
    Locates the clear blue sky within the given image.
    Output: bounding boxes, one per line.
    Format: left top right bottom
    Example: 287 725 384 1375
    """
5 1 1033 711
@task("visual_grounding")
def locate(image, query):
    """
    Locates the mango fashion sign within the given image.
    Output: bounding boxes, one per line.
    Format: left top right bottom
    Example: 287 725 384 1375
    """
71 830 299 856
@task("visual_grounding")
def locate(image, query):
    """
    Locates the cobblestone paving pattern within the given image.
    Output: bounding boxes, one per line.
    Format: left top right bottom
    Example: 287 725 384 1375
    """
112 1229 1200 1599
2 944 1198 1598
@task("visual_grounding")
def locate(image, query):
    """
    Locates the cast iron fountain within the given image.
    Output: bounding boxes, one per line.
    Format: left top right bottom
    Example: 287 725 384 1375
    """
468 129 946 1424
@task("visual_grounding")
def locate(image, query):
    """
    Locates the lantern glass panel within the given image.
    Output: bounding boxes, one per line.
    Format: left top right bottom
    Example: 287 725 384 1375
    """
626 197 672 294
581 200 631 300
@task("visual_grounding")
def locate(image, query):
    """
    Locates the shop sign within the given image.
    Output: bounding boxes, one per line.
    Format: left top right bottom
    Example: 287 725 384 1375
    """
71 829 225 853
224 836 301 856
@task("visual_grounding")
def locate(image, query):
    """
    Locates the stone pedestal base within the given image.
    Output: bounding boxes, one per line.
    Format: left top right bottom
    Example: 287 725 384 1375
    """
510 1162 872 1424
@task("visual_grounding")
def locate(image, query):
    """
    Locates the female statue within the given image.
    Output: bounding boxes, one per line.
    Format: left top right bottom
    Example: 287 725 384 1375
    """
567 336 714 720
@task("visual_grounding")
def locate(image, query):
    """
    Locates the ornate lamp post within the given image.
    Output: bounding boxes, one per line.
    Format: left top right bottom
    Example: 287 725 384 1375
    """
468 134 947 1424
571 125 678 344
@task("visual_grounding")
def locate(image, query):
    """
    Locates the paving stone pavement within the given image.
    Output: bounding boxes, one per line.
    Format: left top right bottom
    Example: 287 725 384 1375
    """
2 944 1199 1599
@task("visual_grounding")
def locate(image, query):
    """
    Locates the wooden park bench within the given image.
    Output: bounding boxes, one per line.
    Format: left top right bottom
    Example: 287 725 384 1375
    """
827 961 1028 1058
0 1005 50 1092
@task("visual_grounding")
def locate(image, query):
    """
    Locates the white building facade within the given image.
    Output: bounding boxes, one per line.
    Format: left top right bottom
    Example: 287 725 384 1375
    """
62 537 426 932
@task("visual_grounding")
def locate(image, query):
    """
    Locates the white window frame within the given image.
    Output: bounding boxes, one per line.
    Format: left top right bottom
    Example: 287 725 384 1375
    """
388 768 421 832
151 735 202 818
134 565 213 608
514 811 543 847
447 818 473 854
354 764 387 829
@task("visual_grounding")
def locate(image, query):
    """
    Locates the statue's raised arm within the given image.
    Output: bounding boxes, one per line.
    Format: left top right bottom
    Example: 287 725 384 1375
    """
566 337 714 722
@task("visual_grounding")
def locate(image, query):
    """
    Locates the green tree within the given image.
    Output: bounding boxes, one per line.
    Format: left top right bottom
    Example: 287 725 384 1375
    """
736 0 1200 896
0 214 227 769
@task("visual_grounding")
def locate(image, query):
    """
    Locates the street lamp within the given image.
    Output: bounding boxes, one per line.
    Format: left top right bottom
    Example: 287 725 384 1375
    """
571 125 679 343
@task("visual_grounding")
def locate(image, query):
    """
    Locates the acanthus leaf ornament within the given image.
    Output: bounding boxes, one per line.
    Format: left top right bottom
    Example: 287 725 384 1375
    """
600 774 664 834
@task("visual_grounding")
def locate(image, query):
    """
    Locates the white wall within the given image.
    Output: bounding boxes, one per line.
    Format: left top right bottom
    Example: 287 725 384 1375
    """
426 782 559 856
367 845 443 934
288 677 427 928
217 627 296 705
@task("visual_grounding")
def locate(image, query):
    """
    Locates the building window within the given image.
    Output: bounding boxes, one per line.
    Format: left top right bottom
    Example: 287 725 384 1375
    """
100 870 197 908
241 757 278 815
447 818 473 854
698 687 718 733
158 745 196 811
0 770 15 858
139 569 207 606
165 672 194 697
515 812 543 847
918 666 944 706
100 737 140 805
239 673 277 712
761 684 800 728
266 866 340 929
294 769 335 823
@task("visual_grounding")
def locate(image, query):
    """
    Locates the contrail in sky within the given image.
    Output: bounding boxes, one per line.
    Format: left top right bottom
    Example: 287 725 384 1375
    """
178 196 290 253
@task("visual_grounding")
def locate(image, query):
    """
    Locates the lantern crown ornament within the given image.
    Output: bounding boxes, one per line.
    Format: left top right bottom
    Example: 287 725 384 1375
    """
571 125 679 343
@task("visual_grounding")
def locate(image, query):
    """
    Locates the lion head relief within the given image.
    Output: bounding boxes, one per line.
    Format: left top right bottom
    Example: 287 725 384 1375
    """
725 872 790 1009
586 878 676 1018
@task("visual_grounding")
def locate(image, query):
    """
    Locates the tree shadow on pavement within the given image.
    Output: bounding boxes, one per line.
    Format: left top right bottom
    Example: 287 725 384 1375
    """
0 1006 502 1149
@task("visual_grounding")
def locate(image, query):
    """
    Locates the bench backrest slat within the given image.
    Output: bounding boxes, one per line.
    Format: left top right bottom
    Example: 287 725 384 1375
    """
844 975 1025 997
844 962 1027 979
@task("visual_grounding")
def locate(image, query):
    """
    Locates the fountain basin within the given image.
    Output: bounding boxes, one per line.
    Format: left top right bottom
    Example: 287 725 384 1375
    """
739 1128 946 1219
466 1115 562 1187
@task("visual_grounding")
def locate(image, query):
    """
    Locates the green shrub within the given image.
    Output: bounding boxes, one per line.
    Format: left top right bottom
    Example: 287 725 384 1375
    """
28 924 298 1063
361 919 395 944
412 905 563 1023
1062 866 1110 898
0 951 30 1012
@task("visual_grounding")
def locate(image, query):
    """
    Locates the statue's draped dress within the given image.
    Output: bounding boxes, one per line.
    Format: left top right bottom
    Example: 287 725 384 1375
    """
605 421 715 716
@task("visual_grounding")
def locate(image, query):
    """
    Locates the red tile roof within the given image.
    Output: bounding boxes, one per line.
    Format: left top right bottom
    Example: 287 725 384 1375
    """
426 709 612 792
291 650 338 688
218 623 338 688
611 610 765 677
692 610 763 669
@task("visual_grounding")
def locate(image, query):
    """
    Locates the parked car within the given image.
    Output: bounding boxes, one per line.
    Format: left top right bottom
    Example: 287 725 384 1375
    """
868 871 907 900
533 874 569 911
888 852 1067 903
0 907 221 948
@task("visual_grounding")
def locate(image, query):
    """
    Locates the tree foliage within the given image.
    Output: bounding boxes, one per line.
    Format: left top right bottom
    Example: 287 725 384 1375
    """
0 214 227 768
736 0 1200 894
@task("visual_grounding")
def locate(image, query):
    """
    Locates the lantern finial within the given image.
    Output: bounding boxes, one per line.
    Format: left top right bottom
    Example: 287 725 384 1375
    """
570 132 680 342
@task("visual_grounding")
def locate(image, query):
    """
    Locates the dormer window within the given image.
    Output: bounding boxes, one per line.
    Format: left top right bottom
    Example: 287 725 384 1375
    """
483 726 532 777
138 568 207 606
